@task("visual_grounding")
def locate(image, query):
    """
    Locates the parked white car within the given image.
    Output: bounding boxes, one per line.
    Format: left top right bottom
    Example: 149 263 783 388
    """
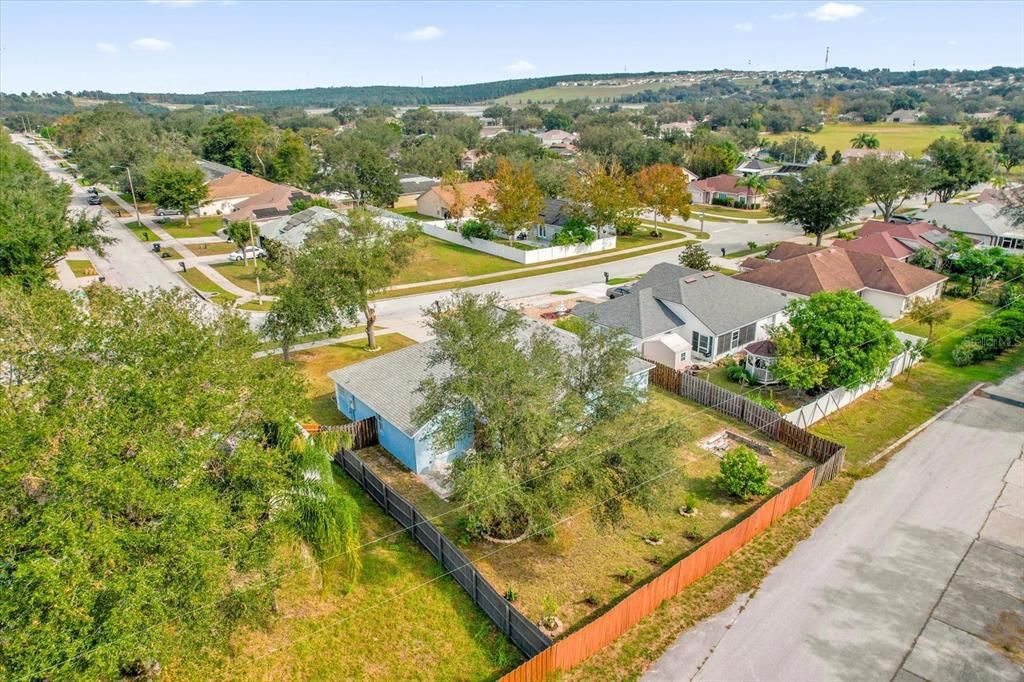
227 246 267 262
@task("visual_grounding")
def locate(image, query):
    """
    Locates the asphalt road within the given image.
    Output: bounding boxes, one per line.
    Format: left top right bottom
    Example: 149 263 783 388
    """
644 372 1024 682
13 133 191 294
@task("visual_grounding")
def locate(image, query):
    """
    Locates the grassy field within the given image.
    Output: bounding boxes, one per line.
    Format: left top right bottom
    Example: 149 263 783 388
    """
211 261 285 294
184 240 238 256
169 467 520 681
498 80 682 104
812 297 1024 468
160 216 226 239
65 259 96 277
692 204 771 220
124 221 161 242
179 267 239 306
393 207 440 221
359 388 811 632
288 334 418 426
763 123 961 158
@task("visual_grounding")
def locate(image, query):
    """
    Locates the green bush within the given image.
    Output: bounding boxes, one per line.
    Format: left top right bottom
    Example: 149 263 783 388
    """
748 392 780 412
724 362 755 385
951 339 984 366
550 216 596 246
950 302 1024 366
459 219 494 241
719 445 771 500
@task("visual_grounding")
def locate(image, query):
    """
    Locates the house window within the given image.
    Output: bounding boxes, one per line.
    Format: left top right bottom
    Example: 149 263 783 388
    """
999 236 1024 250
691 331 712 356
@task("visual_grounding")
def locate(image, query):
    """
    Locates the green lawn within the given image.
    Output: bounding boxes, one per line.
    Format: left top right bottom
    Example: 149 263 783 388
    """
65 259 95 278
123 221 161 242
178 267 239 307
763 123 962 158
211 261 284 294
811 298 1024 468
359 388 811 632
692 204 770 220
392 235 522 285
699 365 805 412
393 207 440 221
288 334 418 426
169 464 520 680
160 216 227 239
184 240 238 256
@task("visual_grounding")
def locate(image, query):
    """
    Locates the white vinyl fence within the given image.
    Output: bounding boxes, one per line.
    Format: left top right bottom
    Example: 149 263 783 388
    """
420 221 616 264
783 332 927 429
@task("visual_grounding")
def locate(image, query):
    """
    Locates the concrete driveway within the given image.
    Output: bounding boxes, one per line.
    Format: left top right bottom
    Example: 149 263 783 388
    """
644 372 1024 682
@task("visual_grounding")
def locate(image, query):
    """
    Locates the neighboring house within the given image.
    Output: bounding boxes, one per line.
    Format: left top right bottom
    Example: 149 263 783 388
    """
328 315 653 473
573 262 792 367
479 125 509 139
831 220 954 262
659 119 697 136
734 247 947 320
886 109 925 123
739 242 822 271
196 158 238 182
225 185 313 223
679 166 699 183
395 173 439 209
735 158 780 177
837 112 864 122
535 129 579 147
416 180 496 220
915 202 1024 253
688 174 759 207
257 206 346 250
459 148 487 170
199 171 281 217
839 148 908 164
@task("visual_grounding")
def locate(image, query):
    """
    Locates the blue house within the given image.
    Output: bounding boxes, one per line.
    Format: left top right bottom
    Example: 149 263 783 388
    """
328 319 653 474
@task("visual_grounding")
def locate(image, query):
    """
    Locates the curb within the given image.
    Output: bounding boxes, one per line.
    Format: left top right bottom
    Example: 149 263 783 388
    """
864 381 985 466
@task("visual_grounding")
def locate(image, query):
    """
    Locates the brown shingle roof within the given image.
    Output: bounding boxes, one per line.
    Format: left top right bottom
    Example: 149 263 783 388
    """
764 242 822 262
206 171 280 201
226 185 310 222
689 174 749 196
734 248 945 297
428 180 495 208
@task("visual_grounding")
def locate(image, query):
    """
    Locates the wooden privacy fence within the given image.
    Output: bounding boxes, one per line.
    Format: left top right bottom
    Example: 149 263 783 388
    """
500 365 847 681
335 447 552 659
305 416 379 450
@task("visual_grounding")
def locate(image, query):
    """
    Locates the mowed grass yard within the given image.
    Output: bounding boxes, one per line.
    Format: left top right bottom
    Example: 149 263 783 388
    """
184 240 239 256
159 215 227 239
764 123 962 158
288 333 418 426
168 471 520 681
168 335 524 679
811 297 1024 468
359 388 812 633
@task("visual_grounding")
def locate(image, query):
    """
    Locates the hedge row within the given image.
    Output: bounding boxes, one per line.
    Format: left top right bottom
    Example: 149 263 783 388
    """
951 300 1024 366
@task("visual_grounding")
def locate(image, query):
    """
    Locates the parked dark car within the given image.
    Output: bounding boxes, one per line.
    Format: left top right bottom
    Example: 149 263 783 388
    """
887 214 915 224
87 195 101 206
607 285 632 299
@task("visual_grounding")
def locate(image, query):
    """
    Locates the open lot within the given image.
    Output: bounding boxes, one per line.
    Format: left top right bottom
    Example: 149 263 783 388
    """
357 387 812 633
159 216 227 239
763 123 961 158
289 334 418 425
498 79 682 104
184 240 239 256
211 261 284 293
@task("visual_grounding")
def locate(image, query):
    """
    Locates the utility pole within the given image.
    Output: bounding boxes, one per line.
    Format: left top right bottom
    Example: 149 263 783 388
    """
824 46 830 68
248 219 262 302
111 164 141 227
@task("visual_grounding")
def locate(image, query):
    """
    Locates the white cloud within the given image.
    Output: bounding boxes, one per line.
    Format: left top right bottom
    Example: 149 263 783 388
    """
770 11 797 20
400 25 443 41
131 37 174 51
95 42 119 54
807 2 865 21
733 22 754 32
506 60 536 74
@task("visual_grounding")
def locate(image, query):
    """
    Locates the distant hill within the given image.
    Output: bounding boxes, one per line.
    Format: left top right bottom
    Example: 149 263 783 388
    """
3 66 1020 113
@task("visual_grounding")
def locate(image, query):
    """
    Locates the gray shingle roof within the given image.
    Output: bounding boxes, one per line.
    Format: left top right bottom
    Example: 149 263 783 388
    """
258 206 347 249
196 158 237 181
327 316 652 436
915 203 1017 238
398 173 439 195
578 262 791 337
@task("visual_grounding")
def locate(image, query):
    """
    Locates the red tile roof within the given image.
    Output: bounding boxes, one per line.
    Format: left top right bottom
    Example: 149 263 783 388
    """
833 221 950 260
689 174 750 196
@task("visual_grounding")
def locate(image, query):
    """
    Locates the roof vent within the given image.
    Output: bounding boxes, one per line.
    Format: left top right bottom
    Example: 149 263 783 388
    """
702 272 715 278
684 277 697 284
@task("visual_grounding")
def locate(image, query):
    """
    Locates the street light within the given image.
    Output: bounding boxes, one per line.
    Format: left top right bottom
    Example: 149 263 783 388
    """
109 164 141 229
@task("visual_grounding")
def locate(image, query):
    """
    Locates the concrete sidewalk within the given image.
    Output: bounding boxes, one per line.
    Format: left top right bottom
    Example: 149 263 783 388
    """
644 371 1024 682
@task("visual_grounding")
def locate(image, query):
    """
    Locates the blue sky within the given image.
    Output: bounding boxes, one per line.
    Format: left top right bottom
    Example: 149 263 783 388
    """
1 1 1022 94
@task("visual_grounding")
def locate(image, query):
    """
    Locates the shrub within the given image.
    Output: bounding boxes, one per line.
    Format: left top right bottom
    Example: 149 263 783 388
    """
643 530 663 543
748 391 780 412
584 592 602 607
504 586 519 602
679 243 712 270
951 302 1024 365
551 216 596 246
724 362 755 385
682 493 698 514
618 567 638 584
951 339 984 366
719 445 771 500
459 219 494 241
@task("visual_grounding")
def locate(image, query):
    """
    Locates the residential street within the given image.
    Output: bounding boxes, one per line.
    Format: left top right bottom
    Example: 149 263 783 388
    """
644 372 1024 682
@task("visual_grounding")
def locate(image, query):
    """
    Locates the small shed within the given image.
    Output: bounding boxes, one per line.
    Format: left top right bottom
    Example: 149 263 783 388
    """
642 332 692 370
744 340 778 384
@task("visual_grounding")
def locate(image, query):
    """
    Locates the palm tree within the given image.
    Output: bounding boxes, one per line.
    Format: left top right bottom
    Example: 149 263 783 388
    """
735 175 768 209
850 133 880 150
275 431 362 590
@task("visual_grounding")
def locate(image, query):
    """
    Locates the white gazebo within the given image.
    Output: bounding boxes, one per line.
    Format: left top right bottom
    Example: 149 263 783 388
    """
743 340 778 384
